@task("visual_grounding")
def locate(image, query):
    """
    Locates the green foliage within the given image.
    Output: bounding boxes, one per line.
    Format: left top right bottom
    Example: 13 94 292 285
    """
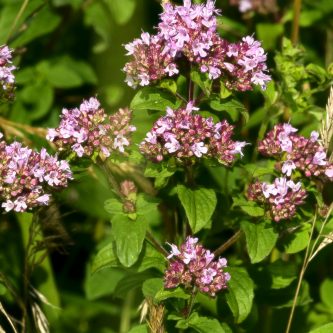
225 267 254 323
241 220 278 263
177 185 217 233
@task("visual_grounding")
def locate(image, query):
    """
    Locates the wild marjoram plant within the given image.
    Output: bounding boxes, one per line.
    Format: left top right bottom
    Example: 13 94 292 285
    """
1 0 333 333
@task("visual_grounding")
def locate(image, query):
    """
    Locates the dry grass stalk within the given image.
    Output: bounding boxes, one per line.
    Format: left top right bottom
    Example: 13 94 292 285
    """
146 298 166 333
320 86 333 160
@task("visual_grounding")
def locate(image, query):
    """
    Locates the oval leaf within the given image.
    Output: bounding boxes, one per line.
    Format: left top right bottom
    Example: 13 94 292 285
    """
177 185 217 233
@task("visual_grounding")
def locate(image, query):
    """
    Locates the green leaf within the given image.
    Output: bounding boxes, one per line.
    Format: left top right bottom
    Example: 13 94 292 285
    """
159 79 177 94
142 278 163 298
190 69 212 96
104 0 136 25
155 287 190 302
177 185 217 233
187 313 226 333
20 80 54 120
268 259 297 289
241 221 278 263
84 1 111 53
225 267 254 323
233 197 265 217
85 267 125 300
12 7 61 47
104 198 124 216
128 325 148 333
112 214 149 267
209 97 246 122
320 279 333 310
130 87 181 112
282 229 310 254
309 323 333 333
91 242 119 274
144 162 175 189
135 242 166 273
256 23 284 50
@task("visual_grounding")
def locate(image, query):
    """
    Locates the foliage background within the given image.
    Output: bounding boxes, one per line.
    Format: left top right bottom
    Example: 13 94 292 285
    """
0 0 333 332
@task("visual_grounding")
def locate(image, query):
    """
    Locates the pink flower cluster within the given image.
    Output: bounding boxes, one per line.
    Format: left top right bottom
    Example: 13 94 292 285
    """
0 45 16 101
258 124 333 180
164 236 230 297
247 177 307 221
0 133 72 213
124 0 270 91
139 103 247 164
47 98 136 159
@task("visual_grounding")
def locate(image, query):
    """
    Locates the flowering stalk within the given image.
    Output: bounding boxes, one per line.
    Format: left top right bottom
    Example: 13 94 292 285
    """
0 45 16 102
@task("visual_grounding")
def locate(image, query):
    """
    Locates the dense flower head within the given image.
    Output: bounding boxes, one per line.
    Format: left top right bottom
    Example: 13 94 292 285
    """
247 177 307 221
199 35 271 90
123 33 178 88
0 133 72 213
0 45 16 101
47 97 136 159
124 0 270 91
139 103 247 164
164 236 230 297
258 124 333 180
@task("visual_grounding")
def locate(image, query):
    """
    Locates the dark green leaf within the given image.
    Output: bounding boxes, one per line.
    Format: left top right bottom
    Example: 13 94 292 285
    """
225 267 254 323
268 260 297 289
112 214 149 267
241 221 278 263
155 287 190 302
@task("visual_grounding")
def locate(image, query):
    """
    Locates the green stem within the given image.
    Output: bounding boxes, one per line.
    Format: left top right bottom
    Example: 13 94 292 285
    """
185 287 198 319
6 0 30 43
119 289 135 333
291 0 302 45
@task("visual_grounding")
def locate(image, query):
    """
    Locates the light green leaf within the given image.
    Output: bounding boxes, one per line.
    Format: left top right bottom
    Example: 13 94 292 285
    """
241 221 278 263
282 229 310 254
112 214 149 267
225 267 254 323
130 87 181 112
177 185 217 233
142 278 163 298
187 313 226 333
104 198 124 216
209 97 246 122
128 325 148 333
155 287 190 302
320 279 333 310
309 323 333 333
191 69 212 96
104 0 136 25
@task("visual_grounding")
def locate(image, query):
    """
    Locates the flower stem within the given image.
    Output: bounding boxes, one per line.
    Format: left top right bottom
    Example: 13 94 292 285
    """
291 0 302 45
285 213 317 333
214 230 242 257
